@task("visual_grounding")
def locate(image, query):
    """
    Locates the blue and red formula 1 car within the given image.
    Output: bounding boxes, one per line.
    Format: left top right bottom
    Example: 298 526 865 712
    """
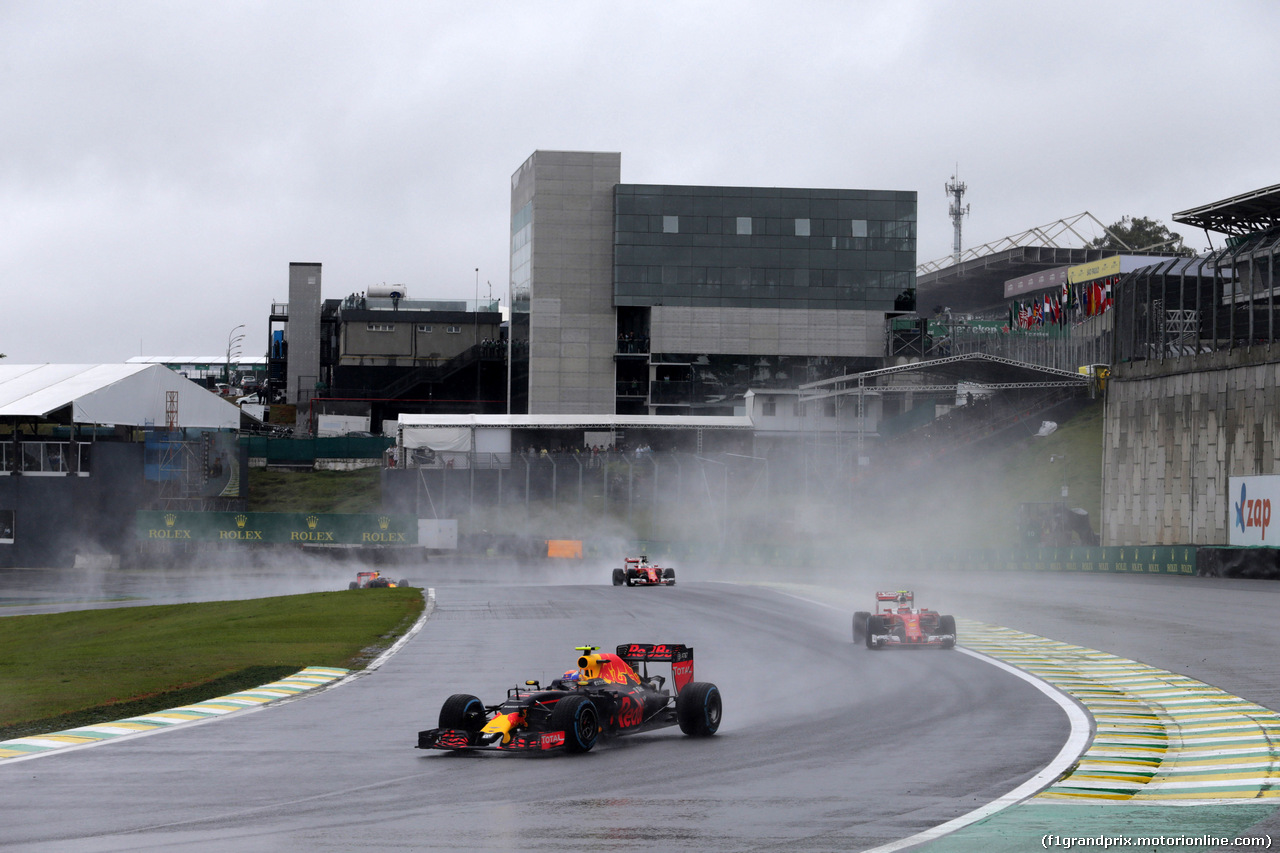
853 590 956 650
611 556 676 586
416 643 721 754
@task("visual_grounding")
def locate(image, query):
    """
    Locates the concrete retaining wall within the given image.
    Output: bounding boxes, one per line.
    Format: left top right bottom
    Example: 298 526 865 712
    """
1103 346 1280 546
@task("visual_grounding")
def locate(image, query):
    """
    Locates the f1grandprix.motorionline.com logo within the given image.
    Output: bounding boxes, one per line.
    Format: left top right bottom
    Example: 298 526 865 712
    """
1236 482 1271 541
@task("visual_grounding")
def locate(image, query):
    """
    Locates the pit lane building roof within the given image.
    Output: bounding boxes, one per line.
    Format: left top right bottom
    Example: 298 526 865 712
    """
396 413 754 430
0 364 241 428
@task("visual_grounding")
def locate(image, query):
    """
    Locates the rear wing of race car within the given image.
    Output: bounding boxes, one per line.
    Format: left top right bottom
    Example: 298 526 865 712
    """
616 643 694 693
876 590 913 602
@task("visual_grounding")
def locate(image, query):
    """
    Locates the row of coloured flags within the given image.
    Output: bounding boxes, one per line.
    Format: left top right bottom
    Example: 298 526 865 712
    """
1008 275 1117 330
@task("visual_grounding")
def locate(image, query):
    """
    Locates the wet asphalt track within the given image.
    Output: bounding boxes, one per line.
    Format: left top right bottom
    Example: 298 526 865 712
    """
2 578 1065 852
6 568 1280 851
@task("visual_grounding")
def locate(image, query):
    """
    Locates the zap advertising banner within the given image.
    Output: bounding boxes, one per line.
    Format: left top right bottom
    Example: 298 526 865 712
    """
1229 476 1279 546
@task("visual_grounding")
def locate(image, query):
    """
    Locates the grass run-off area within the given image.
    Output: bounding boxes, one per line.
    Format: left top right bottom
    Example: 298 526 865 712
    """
247 467 382 514
0 587 423 740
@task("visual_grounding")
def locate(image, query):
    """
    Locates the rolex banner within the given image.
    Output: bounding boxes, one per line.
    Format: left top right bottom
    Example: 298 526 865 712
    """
136 511 418 545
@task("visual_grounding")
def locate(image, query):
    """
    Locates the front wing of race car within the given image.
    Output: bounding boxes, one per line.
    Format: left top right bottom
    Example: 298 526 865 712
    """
630 574 674 587
417 727 570 752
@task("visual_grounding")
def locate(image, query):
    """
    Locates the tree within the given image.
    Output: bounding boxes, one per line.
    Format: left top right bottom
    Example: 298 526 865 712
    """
1088 216 1194 257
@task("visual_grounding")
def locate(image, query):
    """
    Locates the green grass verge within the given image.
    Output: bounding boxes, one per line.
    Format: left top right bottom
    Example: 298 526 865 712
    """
0 587 423 740
247 467 382 513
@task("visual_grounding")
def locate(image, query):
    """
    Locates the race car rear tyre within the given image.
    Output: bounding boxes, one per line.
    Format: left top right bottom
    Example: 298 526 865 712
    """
852 611 870 643
549 695 599 753
398 579 409 588
938 614 957 649
612 569 625 586
662 568 675 580
348 581 358 590
866 615 886 649
676 681 722 736
439 693 486 732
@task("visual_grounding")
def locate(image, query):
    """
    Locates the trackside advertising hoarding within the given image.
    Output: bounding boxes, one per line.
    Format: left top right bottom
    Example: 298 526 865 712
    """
1229 476 1279 545
135 511 418 545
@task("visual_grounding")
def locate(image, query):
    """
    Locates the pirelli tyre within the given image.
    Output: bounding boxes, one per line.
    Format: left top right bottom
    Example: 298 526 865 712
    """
865 614 886 649
625 569 637 587
438 693 486 732
662 568 675 580
549 694 600 753
612 568 625 586
348 581 358 590
398 579 409 588
676 681 722 736
938 614 957 649
852 611 870 644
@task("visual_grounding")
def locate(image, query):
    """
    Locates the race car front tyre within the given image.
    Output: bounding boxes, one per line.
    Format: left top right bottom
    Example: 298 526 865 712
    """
398 579 409 588
938 614 957 649
348 581 358 590
612 568 625 586
662 568 675 580
865 615 886 649
549 694 599 753
676 682 722 736
439 693 486 732
852 611 870 643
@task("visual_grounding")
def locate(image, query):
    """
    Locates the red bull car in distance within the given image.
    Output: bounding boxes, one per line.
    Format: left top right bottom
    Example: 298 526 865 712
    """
611 556 676 586
348 570 408 590
416 643 721 754
853 590 956 650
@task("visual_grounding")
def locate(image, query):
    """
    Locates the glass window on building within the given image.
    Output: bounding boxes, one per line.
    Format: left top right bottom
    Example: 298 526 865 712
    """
795 218 810 237
0 509 12 542
851 219 868 238
367 323 394 332
416 324 432 333
446 325 462 334
663 215 679 234
736 217 752 235
762 399 776 416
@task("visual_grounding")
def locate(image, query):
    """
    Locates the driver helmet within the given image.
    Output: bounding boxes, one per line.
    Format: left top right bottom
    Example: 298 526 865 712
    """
561 669 580 684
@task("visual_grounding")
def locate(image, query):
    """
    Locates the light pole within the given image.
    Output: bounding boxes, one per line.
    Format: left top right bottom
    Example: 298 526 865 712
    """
474 268 481 411
225 324 245 386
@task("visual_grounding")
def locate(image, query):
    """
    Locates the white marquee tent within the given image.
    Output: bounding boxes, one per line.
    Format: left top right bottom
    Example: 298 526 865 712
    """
0 364 240 429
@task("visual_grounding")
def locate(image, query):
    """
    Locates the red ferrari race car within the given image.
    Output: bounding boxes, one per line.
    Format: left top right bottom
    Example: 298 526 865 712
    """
852 590 956 650
611 555 675 586
416 643 721 754
347 570 408 590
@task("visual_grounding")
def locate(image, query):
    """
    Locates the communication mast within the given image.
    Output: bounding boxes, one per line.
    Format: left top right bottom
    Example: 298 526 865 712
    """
945 169 970 266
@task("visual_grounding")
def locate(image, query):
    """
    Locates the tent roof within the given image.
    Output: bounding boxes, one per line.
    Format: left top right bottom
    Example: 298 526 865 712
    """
0 364 240 428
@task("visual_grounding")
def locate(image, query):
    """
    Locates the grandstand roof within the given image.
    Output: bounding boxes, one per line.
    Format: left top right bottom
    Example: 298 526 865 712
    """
798 353 1089 401
1174 184 1280 236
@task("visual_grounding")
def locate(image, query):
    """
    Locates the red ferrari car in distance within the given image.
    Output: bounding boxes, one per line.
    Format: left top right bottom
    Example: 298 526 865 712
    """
853 590 956 649
612 556 675 587
348 570 408 590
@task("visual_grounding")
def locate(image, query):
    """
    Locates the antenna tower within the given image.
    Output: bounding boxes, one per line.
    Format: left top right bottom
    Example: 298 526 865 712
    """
945 167 970 266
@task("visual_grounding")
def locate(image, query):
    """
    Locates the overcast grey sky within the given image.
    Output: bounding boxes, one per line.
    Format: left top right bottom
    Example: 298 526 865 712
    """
2 1 1276 363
